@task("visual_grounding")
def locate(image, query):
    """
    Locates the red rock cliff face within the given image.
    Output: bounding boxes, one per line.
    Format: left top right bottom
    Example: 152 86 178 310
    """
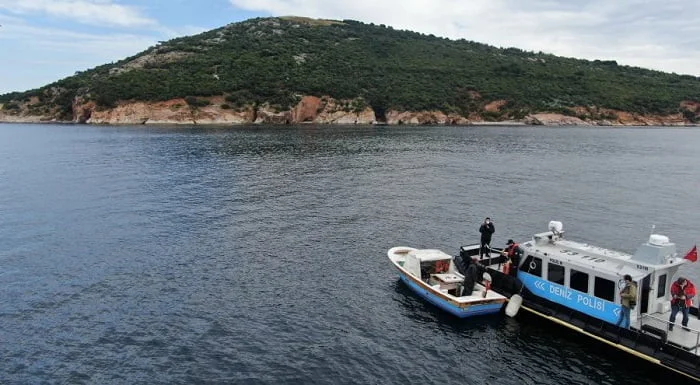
252 96 377 124
83 97 254 125
292 96 323 122
66 95 377 125
385 110 469 125
1 96 699 126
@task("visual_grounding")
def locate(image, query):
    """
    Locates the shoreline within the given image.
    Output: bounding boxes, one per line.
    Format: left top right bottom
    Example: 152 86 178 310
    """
3 95 697 127
1 119 698 127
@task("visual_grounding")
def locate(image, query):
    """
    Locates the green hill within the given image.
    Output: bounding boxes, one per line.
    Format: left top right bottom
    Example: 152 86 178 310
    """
1 16 699 123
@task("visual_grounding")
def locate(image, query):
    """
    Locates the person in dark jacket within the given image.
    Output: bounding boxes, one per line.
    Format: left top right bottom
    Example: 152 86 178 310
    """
479 217 495 259
462 257 480 295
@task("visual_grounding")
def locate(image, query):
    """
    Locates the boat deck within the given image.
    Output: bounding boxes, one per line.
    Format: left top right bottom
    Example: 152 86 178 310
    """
638 313 700 354
452 283 506 302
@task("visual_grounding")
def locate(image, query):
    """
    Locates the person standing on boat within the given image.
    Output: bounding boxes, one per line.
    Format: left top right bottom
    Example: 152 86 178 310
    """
502 239 521 276
479 217 495 259
669 277 697 331
616 274 637 329
462 257 480 294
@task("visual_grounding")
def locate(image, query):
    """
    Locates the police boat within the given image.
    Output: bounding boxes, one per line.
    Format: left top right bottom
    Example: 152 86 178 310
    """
456 221 700 382
387 246 507 318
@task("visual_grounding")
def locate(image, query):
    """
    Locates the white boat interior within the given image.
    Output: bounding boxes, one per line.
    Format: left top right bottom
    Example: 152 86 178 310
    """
388 247 506 302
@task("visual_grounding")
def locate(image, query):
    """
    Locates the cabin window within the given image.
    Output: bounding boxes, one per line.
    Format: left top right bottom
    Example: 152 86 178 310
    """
547 263 565 285
570 269 589 293
594 277 615 302
522 255 542 277
657 274 667 298
420 261 435 280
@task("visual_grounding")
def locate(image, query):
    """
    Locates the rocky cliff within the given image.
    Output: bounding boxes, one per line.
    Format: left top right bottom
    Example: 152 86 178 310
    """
1 95 696 126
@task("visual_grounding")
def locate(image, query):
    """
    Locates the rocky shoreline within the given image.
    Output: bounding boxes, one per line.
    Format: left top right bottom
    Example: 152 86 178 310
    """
1 96 698 126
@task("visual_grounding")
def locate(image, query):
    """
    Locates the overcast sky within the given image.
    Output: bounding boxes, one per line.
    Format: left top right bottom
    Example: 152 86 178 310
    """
1 0 698 94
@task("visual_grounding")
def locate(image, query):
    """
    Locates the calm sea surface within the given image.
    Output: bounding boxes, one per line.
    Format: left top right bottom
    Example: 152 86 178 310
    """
1 123 699 384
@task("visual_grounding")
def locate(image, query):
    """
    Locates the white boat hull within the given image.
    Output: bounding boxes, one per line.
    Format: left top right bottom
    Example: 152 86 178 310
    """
388 246 506 318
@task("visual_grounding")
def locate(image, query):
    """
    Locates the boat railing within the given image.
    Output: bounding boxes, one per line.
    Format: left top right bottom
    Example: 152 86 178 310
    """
480 250 506 268
639 313 700 354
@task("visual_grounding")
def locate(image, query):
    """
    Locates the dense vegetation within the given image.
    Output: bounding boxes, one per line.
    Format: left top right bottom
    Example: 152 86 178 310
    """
2 16 699 121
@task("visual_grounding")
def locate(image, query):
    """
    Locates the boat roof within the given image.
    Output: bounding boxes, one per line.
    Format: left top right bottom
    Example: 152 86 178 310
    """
522 237 673 280
408 249 452 262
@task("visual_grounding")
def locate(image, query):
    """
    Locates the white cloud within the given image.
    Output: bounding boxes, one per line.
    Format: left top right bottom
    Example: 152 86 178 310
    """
0 0 155 27
0 2 217 93
0 20 157 56
0 19 158 93
229 0 700 76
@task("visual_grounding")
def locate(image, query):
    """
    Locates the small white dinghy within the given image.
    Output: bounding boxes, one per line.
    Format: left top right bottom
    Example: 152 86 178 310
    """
388 246 507 318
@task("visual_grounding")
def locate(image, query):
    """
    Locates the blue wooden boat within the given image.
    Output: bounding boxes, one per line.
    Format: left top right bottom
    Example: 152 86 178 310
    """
388 246 507 317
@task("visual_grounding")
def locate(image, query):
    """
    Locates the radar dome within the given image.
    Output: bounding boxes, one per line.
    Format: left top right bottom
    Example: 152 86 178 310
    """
549 221 563 233
649 234 670 246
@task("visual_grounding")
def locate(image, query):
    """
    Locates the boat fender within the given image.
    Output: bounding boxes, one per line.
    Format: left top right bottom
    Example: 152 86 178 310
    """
505 294 523 317
482 273 492 298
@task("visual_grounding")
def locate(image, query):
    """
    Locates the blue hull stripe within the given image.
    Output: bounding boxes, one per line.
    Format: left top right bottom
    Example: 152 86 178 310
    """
399 274 502 318
518 272 621 324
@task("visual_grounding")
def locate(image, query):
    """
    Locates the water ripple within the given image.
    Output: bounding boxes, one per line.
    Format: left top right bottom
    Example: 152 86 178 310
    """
1 124 698 384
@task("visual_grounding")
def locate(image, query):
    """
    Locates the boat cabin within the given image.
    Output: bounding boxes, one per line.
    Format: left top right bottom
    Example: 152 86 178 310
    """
517 229 686 326
400 249 454 283
465 222 700 379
